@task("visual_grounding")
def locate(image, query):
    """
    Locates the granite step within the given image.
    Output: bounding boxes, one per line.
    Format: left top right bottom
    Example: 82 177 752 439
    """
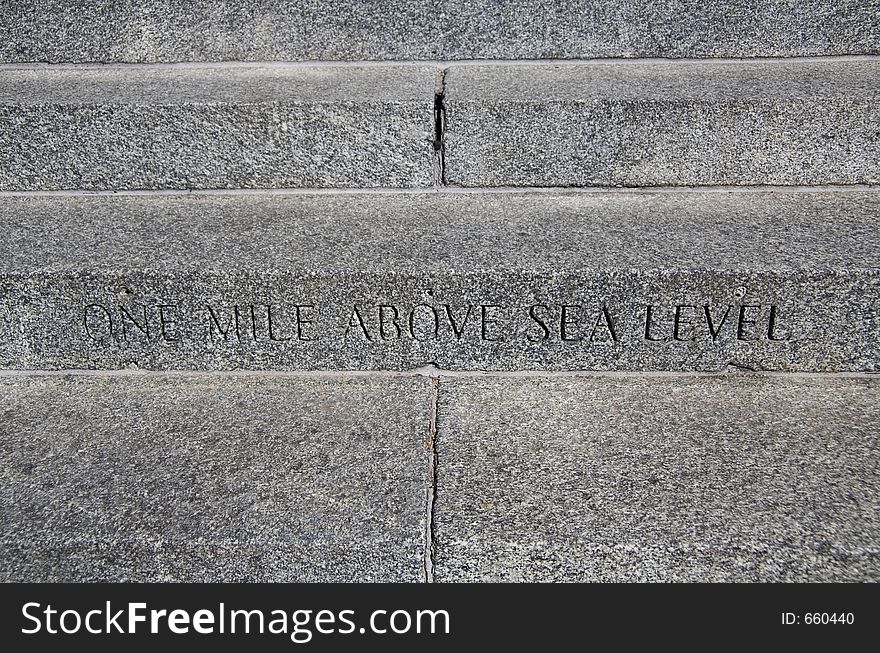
443 60 880 187
0 65 438 191
2 371 877 582
2 0 878 62
0 190 877 372
0 373 432 582
434 374 880 582
2 60 876 191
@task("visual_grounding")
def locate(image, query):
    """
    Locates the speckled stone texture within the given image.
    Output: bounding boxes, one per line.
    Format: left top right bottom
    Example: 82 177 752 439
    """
433 375 880 582
443 60 880 187
1 191 878 372
0 374 432 581
0 66 436 190
1 1 878 62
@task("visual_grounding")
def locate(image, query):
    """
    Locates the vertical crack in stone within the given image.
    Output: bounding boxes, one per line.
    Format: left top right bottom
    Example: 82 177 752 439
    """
423 375 440 582
433 68 447 187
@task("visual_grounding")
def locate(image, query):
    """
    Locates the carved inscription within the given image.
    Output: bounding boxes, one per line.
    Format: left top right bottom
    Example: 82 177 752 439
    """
343 304 509 342
206 305 316 342
527 304 618 342
84 303 180 342
644 304 790 342
80 299 792 346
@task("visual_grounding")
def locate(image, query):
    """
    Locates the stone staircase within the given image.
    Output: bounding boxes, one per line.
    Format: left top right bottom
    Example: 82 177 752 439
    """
1 1 877 582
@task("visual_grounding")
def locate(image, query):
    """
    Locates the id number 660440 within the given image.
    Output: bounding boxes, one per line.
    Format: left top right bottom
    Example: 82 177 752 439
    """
781 613 854 625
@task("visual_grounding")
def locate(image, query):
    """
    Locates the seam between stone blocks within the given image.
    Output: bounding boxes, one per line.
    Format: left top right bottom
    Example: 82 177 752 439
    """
433 68 447 188
2 54 879 70
423 375 440 582
0 369 876 379
0 184 877 198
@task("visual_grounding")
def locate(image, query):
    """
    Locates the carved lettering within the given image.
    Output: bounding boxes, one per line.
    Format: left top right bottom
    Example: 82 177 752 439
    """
83 304 113 342
248 305 259 341
560 305 581 341
481 305 503 342
705 305 731 342
644 305 663 342
157 305 179 342
295 305 315 341
645 303 793 343
767 305 790 341
591 305 618 342
119 304 150 341
84 302 185 343
207 305 249 341
673 305 696 342
443 305 473 340
345 305 372 341
737 305 760 341
378 305 401 341
409 304 440 342
77 296 797 351
206 306 226 339
527 304 551 343
267 304 290 342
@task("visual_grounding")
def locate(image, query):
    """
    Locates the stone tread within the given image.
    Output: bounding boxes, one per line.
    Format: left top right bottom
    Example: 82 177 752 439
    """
2 1 878 62
0 373 432 582
2 60 877 190
1 191 876 272
434 374 880 582
2 372 877 582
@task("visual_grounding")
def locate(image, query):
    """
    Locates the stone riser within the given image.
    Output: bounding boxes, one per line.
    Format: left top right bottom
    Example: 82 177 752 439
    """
3 270 876 372
0 66 437 190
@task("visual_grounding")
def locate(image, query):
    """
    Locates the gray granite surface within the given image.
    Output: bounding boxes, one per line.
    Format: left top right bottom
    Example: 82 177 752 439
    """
0 191 876 371
433 375 880 581
0 66 437 190
1 1 878 62
1 0 877 589
443 61 880 187
0 374 431 581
